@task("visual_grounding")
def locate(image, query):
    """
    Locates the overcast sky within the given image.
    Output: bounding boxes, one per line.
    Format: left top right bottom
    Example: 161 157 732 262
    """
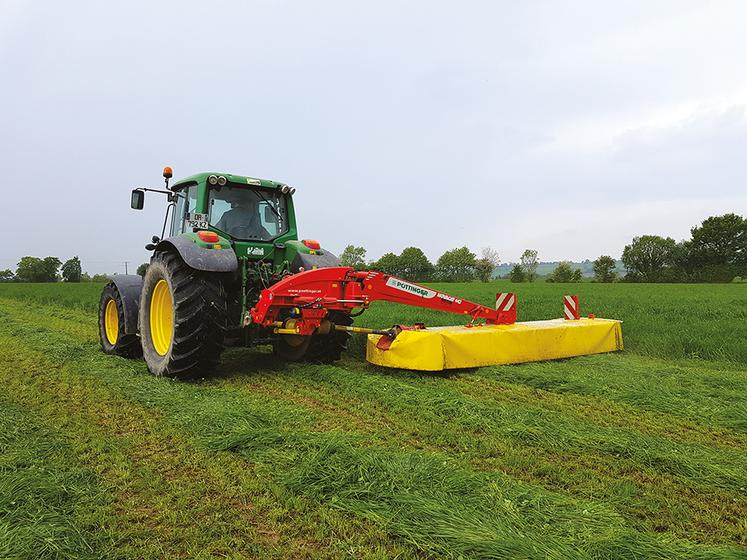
2 1 746 274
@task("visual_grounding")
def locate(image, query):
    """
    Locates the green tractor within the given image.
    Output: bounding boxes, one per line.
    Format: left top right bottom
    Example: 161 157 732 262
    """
98 167 351 377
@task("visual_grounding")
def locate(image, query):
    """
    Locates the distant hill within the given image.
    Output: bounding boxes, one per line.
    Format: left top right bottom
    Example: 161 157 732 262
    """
494 260 626 278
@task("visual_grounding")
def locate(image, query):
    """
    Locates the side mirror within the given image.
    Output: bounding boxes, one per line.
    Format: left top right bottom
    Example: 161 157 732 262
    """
264 205 275 222
131 189 145 210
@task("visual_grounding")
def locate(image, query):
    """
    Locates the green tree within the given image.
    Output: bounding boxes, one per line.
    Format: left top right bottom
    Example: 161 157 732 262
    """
0 269 14 282
509 264 525 283
15 256 60 282
547 261 578 283
592 255 617 283
339 245 367 269
622 235 677 282
19 257 42 281
137 263 149 278
436 247 476 282
15 257 42 282
61 256 82 282
688 213 746 281
91 273 110 282
670 240 694 281
370 252 401 276
520 249 539 282
42 257 61 282
398 247 434 281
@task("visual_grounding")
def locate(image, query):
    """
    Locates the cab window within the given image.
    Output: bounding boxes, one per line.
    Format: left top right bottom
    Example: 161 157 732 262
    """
208 186 287 241
171 185 197 236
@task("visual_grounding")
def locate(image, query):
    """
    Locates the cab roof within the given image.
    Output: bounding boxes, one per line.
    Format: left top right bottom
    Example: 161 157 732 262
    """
171 172 287 190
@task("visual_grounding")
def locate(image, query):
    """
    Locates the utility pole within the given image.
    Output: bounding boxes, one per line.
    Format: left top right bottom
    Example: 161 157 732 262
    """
124 261 129 275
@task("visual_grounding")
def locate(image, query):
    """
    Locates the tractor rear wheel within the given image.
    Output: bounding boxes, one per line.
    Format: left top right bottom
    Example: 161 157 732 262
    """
98 283 142 358
139 251 228 378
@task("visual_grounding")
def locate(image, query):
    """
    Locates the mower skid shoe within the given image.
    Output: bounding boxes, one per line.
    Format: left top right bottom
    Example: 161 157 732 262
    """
366 318 623 371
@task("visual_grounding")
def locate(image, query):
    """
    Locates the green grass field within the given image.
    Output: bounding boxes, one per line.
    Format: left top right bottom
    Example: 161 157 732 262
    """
0 281 745 559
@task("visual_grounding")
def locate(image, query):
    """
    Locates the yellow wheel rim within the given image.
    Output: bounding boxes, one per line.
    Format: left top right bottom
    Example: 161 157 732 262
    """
150 279 174 356
104 299 119 345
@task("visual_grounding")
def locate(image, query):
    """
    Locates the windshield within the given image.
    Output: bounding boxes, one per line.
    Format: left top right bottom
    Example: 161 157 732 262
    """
208 185 288 241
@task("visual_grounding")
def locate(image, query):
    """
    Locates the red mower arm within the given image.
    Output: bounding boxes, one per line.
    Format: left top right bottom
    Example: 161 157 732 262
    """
249 267 516 335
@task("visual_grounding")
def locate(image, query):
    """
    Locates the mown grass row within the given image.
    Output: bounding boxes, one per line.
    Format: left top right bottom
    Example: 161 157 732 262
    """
474 358 747 433
213 357 747 546
1 296 744 558
0 399 109 560
0 315 423 559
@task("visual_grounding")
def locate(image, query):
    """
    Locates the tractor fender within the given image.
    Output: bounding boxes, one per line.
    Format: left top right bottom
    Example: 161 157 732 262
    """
107 274 143 335
155 236 238 272
291 250 340 272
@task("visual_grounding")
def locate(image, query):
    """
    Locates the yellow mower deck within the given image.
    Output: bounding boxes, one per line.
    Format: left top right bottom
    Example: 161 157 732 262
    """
366 318 623 371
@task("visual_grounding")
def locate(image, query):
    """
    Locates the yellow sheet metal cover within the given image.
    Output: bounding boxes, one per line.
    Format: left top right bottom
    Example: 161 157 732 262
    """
366 318 623 371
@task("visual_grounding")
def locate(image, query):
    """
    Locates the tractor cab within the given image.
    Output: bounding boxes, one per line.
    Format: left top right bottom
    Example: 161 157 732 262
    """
130 167 338 275
166 172 299 259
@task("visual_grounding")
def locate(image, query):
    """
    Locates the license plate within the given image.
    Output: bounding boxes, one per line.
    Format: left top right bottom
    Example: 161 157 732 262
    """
185 213 209 230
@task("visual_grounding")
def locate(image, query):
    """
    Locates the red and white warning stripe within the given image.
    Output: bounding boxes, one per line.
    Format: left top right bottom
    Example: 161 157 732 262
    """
563 295 580 320
495 292 516 312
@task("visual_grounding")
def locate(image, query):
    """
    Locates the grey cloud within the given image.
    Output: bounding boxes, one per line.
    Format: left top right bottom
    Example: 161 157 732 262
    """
1 1 746 273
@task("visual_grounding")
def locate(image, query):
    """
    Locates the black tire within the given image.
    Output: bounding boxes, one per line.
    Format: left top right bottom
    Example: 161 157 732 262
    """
273 333 312 361
98 283 142 358
139 251 228 378
303 311 353 363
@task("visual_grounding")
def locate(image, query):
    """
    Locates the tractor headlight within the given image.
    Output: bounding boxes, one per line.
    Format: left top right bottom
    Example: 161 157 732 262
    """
208 175 218 185
280 185 290 194
289 187 296 195
217 175 227 186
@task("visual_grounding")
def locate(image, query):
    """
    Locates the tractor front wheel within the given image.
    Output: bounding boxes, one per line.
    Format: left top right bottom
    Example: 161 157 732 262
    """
139 251 228 378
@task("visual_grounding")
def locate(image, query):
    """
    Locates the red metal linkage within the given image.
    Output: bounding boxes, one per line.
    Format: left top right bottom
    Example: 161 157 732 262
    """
250 267 516 335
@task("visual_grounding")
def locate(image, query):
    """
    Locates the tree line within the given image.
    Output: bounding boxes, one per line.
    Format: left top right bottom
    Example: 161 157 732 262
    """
620 213 745 282
2 213 742 284
340 213 745 284
0 256 112 283
504 252 618 283
340 246 500 282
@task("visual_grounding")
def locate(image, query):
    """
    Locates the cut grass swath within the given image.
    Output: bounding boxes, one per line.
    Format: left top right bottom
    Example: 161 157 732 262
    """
0 301 744 559
0 280 745 558
0 400 109 560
